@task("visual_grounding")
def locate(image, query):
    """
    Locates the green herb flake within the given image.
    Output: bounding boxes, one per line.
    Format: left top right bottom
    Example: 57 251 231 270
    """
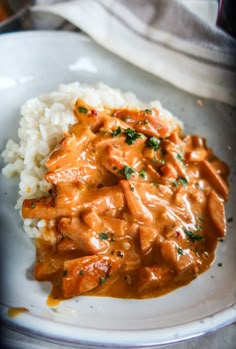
147 137 160 151
99 232 109 240
180 146 184 154
124 128 142 145
31 203 36 209
176 247 184 255
198 217 204 222
195 182 205 191
179 177 188 186
218 262 223 267
79 270 85 276
63 270 68 277
144 109 152 114
160 159 166 165
184 229 204 242
130 185 135 192
78 106 88 114
152 183 158 188
99 276 107 286
112 126 122 137
218 238 224 243
227 217 233 223
112 166 118 171
119 165 136 180
138 169 146 178
173 180 179 187
160 148 167 155
195 224 202 231
153 156 158 163
176 153 182 160
176 153 185 164
144 119 149 124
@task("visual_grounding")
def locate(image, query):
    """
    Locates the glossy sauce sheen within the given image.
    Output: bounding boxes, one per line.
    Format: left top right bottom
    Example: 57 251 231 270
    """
22 100 230 303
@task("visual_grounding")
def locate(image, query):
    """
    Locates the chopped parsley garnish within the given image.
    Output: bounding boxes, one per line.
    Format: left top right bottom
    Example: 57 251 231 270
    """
112 166 118 171
176 153 185 164
62 270 68 277
195 182 205 191
184 229 204 242
144 109 152 114
179 177 188 186
176 247 184 255
78 106 88 114
152 183 158 187
99 232 109 240
138 169 146 178
160 148 167 155
173 177 188 187
195 224 202 231
99 276 107 285
147 137 160 151
144 119 149 124
31 203 36 209
160 159 166 164
112 126 122 137
227 217 233 223
118 165 136 180
130 185 135 192
218 238 224 243
180 146 184 154
124 128 142 145
79 270 85 276
198 217 204 222
153 156 158 163
173 180 179 187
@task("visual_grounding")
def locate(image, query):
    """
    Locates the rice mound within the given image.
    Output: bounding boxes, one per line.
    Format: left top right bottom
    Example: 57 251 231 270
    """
1 82 182 237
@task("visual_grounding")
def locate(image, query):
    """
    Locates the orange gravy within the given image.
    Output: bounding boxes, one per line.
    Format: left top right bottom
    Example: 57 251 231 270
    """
22 99 229 302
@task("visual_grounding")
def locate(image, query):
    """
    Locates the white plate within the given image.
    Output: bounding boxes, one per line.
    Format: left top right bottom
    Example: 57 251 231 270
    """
0 31 236 348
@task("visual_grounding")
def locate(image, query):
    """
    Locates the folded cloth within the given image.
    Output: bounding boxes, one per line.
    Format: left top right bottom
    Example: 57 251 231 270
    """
32 0 236 106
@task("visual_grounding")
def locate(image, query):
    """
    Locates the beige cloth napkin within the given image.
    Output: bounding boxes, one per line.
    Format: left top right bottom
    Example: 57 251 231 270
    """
32 0 236 106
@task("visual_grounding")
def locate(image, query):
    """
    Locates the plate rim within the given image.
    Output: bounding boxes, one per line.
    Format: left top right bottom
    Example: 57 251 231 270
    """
1 303 236 348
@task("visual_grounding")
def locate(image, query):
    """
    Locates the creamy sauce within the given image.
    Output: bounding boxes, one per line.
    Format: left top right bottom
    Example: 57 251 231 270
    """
22 99 229 302
7 307 29 317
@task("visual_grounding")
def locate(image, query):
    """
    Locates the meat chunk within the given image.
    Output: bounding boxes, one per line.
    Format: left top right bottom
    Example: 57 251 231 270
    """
139 226 158 254
22 186 125 219
160 240 198 275
74 99 107 130
137 266 172 293
58 216 109 254
207 190 226 237
201 160 229 200
120 180 153 223
63 255 118 298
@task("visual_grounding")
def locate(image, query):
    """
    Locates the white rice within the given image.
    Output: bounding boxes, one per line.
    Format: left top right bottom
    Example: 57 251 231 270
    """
1 82 182 237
